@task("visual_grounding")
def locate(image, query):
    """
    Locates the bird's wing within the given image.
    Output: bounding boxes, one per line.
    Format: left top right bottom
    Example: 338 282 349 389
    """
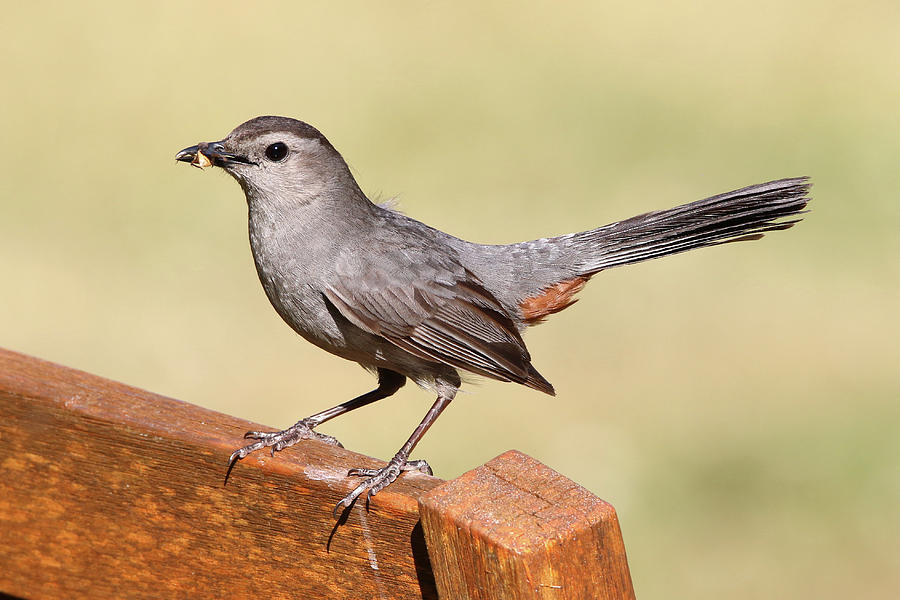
324 247 554 395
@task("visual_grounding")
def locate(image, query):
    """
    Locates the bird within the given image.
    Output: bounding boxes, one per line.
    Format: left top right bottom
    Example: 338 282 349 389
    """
175 116 810 515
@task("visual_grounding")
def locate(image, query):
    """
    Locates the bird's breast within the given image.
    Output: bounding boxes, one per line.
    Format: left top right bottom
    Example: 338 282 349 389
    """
246 208 346 350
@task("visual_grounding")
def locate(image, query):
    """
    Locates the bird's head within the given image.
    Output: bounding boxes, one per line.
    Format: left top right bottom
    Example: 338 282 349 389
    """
176 116 358 205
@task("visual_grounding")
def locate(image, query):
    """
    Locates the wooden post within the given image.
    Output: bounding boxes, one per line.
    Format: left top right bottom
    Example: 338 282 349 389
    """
0 348 634 599
419 451 635 599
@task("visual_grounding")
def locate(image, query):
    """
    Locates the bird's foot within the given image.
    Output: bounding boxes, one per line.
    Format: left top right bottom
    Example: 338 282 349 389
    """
333 455 432 517
227 418 342 477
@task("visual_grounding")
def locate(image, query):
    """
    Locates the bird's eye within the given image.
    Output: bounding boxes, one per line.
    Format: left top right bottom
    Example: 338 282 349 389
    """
265 142 288 162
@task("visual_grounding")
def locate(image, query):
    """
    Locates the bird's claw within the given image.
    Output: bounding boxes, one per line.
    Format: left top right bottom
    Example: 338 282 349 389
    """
239 421 343 450
347 458 432 478
332 457 432 518
225 419 343 484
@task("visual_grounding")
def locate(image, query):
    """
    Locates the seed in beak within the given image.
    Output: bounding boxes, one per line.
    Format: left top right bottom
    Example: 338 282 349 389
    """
192 149 213 169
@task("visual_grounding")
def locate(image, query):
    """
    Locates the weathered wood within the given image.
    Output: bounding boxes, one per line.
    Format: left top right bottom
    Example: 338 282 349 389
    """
0 348 441 599
418 451 635 600
0 348 636 599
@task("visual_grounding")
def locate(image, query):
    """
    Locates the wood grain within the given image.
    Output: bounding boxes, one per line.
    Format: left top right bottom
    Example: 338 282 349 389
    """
0 348 440 600
418 450 635 600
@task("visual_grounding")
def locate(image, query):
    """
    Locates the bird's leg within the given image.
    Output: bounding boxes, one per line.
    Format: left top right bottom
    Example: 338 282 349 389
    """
334 390 454 516
227 369 405 478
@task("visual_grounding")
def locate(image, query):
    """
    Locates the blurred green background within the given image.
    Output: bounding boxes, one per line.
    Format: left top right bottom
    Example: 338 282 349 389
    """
2 1 898 597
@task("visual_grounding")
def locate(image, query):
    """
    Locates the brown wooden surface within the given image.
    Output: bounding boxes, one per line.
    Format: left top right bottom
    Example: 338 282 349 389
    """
418 450 636 600
0 348 441 599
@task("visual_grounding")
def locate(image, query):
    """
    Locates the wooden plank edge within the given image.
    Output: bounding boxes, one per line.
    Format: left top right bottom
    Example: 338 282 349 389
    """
0 347 441 599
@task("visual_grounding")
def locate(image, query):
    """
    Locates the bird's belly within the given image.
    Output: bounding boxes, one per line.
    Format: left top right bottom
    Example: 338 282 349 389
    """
254 258 455 386
248 222 460 387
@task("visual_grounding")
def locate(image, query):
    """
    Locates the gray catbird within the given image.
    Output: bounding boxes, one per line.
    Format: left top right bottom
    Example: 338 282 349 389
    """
176 116 810 514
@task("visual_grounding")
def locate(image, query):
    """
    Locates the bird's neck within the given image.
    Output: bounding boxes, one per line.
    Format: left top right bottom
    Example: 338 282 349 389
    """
245 178 377 264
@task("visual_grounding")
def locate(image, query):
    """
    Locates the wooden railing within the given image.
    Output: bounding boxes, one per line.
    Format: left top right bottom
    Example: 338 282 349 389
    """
0 348 635 599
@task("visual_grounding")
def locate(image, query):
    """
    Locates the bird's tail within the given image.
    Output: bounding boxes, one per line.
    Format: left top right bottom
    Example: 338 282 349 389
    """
568 177 811 275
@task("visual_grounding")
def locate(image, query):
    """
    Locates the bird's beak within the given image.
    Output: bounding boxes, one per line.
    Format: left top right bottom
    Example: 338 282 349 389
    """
175 141 256 169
